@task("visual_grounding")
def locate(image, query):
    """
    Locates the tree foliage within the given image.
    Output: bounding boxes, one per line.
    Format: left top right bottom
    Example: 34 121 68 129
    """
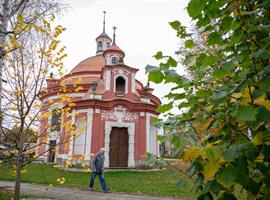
146 0 270 199
0 1 70 199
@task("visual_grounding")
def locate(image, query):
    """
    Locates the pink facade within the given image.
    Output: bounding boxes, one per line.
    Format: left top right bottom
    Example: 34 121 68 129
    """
38 16 160 167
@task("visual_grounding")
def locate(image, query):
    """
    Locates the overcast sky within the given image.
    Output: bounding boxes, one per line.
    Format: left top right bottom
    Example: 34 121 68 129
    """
57 0 191 113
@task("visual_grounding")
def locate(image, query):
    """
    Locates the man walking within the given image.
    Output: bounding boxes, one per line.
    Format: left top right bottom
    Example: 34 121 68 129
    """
89 148 111 193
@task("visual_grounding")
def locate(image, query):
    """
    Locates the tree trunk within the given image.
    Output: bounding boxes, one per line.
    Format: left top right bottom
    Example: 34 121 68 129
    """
14 155 23 200
14 120 25 200
0 0 9 141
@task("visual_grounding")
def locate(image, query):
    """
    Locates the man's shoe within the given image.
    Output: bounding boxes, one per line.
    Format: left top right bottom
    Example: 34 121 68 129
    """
89 188 94 191
103 187 111 193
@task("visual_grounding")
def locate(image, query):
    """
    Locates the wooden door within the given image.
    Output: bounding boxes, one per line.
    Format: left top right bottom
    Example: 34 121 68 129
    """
48 140 56 163
109 127 128 167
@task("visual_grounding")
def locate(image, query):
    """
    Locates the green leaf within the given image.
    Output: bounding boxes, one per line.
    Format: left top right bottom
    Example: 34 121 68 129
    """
223 145 238 162
164 92 186 100
154 51 163 60
212 91 228 100
212 61 235 78
221 16 233 32
217 165 238 188
169 20 181 30
207 32 221 46
212 68 224 78
206 146 223 161
257 106 270 122
223 142 258 162
232 105 258 122
157 102 173 113
185 39 194 48
187 0 203 18
202 55 217 67
208 180 223 195
148 70 164 83
167 57 177 67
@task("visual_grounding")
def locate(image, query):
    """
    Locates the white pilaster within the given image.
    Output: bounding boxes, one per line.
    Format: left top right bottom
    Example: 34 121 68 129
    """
68 110 76 160
131 73 135 93
105 70 111 90
85 108 93 160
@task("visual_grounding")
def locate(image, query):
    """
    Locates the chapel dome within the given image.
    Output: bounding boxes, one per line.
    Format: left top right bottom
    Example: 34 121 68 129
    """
70 55 105 74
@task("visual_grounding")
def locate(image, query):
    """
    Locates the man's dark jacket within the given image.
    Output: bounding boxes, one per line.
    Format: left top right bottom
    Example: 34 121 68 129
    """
91 152 105 174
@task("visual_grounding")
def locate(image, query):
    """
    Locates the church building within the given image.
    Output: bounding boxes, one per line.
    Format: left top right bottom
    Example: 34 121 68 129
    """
38 12 161 168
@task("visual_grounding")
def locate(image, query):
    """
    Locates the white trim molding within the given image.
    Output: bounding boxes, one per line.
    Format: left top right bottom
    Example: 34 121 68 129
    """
105 70 111 91
85 108 93 160
131 73 135 93
104 121 135 167
68 110 76 160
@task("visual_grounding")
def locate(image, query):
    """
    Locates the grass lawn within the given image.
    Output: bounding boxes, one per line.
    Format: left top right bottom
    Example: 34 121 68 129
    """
0 163 194 198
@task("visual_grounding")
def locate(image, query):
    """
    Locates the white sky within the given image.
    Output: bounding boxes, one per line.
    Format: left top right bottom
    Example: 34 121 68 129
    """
56 0 191 112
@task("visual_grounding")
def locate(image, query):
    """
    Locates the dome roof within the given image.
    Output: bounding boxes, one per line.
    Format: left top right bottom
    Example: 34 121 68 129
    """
96 32 112 41
71 55 105 73
103 44 125 58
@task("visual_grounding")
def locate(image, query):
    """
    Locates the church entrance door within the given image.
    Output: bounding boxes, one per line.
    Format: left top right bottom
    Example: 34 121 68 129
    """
109 127 128 167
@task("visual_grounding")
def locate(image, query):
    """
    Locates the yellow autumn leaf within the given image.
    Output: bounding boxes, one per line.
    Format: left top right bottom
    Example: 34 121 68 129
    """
78 156 84 161
183 149 191 161
202 160 221 181
75 86 83 92
255 154 264 163
56 177 65 184
247 191 256 200
48 184 54 188
252 134 262 146
254 96 270 111
3 151 11 157
183 147 204 161
17 89 23 96
84 168 91 172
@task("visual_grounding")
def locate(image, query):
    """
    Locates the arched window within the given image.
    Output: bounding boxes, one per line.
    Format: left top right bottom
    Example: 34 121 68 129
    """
106 42 110 48
111 56 118 64
115 76 125 94
97 41 102 51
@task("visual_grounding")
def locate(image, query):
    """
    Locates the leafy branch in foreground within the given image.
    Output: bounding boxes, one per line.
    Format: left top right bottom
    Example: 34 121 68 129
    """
146 0 270 199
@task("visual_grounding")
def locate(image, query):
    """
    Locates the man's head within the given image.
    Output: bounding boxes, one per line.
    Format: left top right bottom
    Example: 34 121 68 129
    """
99 147 105 155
